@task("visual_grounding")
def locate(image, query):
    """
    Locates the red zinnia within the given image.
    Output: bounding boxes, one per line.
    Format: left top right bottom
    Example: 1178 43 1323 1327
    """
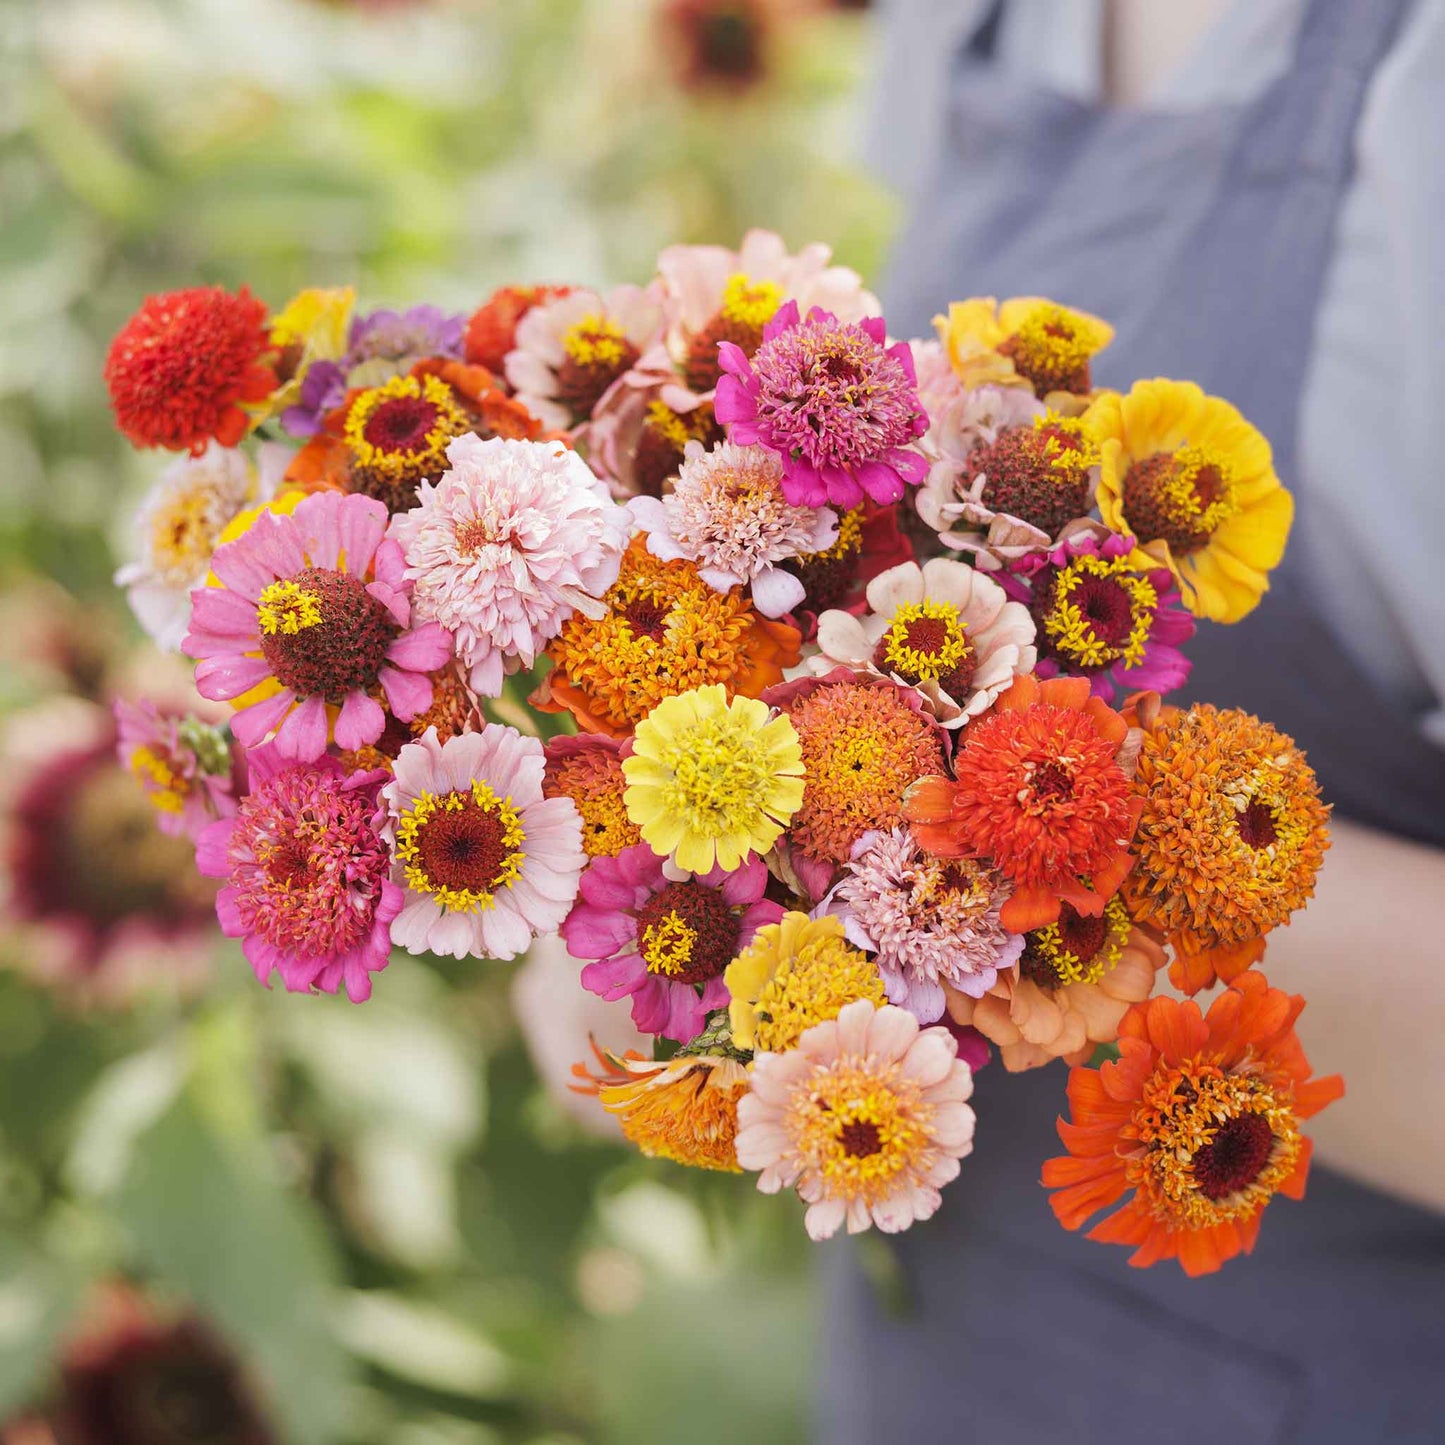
905 674 1142 932
464 284 572 374
105 287 275 455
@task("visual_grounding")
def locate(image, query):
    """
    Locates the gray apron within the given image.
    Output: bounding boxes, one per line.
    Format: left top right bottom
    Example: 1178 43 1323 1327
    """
823 2 1445 1439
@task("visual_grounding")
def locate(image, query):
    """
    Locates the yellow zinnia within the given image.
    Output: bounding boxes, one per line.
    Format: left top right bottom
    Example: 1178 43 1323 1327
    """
622 685 805 874
1089 379 1293 623
726 912 886 1054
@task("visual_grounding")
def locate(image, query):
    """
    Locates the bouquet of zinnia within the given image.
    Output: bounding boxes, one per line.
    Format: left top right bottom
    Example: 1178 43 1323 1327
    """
103 232 1341 1275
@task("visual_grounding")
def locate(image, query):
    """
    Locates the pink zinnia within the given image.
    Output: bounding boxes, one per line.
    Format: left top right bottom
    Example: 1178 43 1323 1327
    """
113 698 238 841
185 492 450 762
561 843 783 1044
195 744 400 1002
714 301 928 510
826 827 1022 1022
389 435 630 697
382 725 586 961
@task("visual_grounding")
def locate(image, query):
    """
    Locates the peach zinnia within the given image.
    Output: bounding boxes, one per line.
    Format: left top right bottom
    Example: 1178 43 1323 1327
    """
1043 972 1343 1276
905 675 1142 932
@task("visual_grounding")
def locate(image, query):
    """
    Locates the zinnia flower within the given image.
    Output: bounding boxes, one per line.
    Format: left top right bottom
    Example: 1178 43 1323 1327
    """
506 286 665 430
947 896 1165 1071
382 725 586 961
1043 972 1344 1275
1002 531 1195 700
195 744 399 1001
935 296 1113 404
572 1043 749 1171
735 999 976 1239
465 284 572 374
812 557 1037 726
905 674 1142 932
185 491 451 761
562 844 782 1042
827 827 1021 1023
628 440 837 617
105 286 276 454
763 669 947 898
262 284 354 427
656 229 877 391
113 698 236 841
389 434 630 695
1123 697 1330 994
543 732 642 859
715 302 928 509
115 442 283 651
535 536 801 736
1090 379 1293 622
621 684 804 873
725 912 886 1053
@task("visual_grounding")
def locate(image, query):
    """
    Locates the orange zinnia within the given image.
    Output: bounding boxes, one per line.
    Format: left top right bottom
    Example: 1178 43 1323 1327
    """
1042 971 1343 1276
904 674 1143 932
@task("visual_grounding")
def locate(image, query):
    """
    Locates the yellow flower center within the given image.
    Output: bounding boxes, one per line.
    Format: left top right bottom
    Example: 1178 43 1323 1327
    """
256 579 324 635
719 272 784 330
129 746 189 815
392 781 526 913
149 485 225 581
641 910 697 977
878 601 971 683
1031 412 1100 473
743 929 885 1054
1004 303 1109 395
1043 553 1157 669
651 711 788 844
562 313 630 369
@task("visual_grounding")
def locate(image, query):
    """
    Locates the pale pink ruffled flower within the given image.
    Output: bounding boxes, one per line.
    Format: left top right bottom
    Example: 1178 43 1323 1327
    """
505 285 665 430
627 441 837 618
389 435 630 696
382 725 586 962
825 827 1022 1022
735 999 975 1240
812 557 1036 726
185 491 451 762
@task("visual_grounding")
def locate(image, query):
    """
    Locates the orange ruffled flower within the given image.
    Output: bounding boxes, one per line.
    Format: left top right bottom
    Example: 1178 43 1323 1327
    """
464 284 572 373
1123 694 1330 994
1042 971 1343 1276
905 675 1143 933
534 536 801 737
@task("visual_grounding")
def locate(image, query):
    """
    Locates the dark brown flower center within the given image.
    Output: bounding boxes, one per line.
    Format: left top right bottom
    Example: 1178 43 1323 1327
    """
971 423 1092 536
1121 454 1218 555
838 1119 883 1158
1237 799 1279 850
1191 1112 1275 1200
635 880 742 985
414 798 515 894
554 339 640 422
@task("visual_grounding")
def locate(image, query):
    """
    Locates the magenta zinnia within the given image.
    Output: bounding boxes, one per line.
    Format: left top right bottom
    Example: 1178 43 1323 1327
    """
715 302 928 510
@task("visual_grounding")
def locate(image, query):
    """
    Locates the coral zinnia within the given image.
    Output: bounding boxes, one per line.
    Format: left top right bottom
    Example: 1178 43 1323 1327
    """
105 286 276 454
389 434 630 696
562 844 782 1042
382 725 586 961
185 492 451 761
1123 697 1330 994
905 674 1142 932
735 999 976 1239
1042 972 1344 1275
1090 379 1293 623
543 732 642 859
572 1044 749 1172
535 536 801 737
725 912 886 1054
621 684 804 873
715 302 928 509
195 744 399 1002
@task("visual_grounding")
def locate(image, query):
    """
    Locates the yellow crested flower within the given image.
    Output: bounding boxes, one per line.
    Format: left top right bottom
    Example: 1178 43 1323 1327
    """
1089 379 1293 623
622 684 805 874
252 285 355 422
934 296 1114 406
572 1046 748 1172
726 912 886 1054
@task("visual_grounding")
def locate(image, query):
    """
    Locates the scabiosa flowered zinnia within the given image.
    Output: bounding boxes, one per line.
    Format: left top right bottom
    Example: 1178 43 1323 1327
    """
562 844 782 1043
105 286 276 454
715 301 928 510
195 744 399 1001
827 827 1021 1023
735 999 976 1240
185 491 451 761
389 434 630 696
1002 531 1195 700
1043 972 1343 1275
628 440 838 617
382 725 586 961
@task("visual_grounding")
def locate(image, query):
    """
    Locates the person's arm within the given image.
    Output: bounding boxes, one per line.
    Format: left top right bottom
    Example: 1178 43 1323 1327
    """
1245 817 1445 1214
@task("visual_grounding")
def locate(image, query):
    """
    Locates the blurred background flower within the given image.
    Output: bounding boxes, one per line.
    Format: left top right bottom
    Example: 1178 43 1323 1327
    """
0 0 892 1438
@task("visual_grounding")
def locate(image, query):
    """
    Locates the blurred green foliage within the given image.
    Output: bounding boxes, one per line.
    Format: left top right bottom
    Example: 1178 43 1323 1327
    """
0 0 895 1438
